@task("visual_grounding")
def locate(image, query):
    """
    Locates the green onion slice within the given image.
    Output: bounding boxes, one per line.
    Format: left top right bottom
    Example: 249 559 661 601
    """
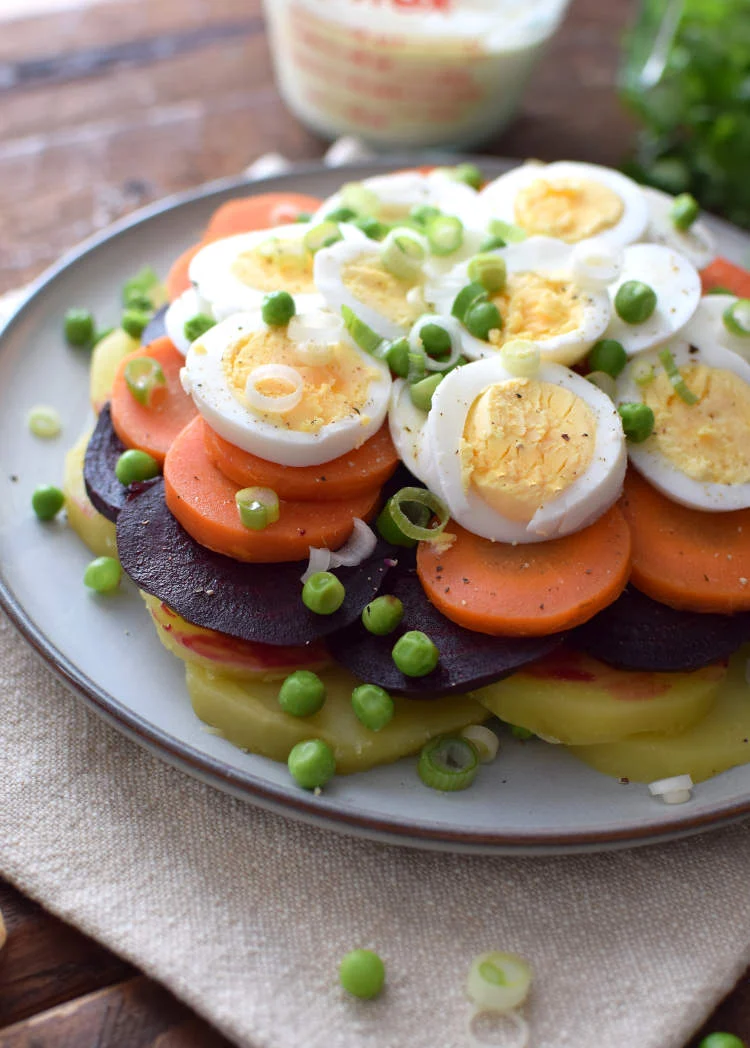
585 370 617 401
379 231 426 280
489 218 527 243
632 360 655 386
723 299 750 338
658 348 699 404
27 405 62 439
426 215 464 256
466 951 533 1012
386 486 449 543
340 182 380 217
500 339 540 378
410 318 463 373
407 347 427 384
341 305 383 356
451 281 487 322
467 253 507 293
235 487 280 531
418 735 479 791
303 222 343 254
124 356 166 406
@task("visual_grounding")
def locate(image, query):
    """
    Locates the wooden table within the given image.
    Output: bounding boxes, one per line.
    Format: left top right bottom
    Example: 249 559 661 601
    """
0 0 748 1044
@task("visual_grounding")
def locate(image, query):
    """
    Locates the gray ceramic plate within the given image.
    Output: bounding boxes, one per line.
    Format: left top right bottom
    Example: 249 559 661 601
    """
2 158 750 855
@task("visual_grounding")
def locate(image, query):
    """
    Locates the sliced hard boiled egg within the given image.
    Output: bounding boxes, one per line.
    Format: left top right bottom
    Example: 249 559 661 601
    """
682 294 750 364
164 287 214 356
388 378 438 488
315 170 485 231
479 161 649 249
315 234 430 341
641 187 716 271
617 339 750 512
425 356 627 543
426 237 612 366
188 223 362 321
182 309 391 467
604 243 701 355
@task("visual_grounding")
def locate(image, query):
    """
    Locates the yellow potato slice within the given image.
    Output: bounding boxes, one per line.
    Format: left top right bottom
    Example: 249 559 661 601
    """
89 327 139 413
63 429 117 557
472 648 725 745
186 662 490 774
569 647 750 783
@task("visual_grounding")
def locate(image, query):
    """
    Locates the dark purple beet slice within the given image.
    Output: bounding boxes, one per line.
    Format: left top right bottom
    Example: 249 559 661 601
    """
570 586 750 671
83 404 159 523
116 479 397 647
142 305 167 346
327 564 563 698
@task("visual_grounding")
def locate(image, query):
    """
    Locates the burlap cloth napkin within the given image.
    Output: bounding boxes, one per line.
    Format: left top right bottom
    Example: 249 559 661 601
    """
3 146 750 1048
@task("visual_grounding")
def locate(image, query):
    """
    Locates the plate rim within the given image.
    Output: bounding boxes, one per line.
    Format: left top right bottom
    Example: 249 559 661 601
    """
3 157 750 854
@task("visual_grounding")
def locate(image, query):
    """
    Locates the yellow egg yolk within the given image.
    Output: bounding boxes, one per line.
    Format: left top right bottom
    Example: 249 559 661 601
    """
341 254 425 328
643 364 750 484
223 328 378 434
514 178 624 243
231 239 316 295
460 378 597 522
487 272 584 348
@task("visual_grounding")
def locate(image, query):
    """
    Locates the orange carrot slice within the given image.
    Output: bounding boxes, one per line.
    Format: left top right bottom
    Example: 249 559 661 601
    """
166 243 203 303
621 470 750 613
700 257 750 297
164 417 382 563
416 507 632 637
203 421 399 501
202 192 323 243
110 336 197 465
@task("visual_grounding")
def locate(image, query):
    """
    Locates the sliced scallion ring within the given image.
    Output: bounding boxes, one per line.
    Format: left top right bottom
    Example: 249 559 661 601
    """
658 348 699 405
409 316 463 373
585 370 617 401
124 356 167 406
500 339 540 378
489 218 527 243
387 486 449 543
235 487 280 531
380 230 426 280
341 305 383 356
459 725 499 764
340 182 380 217
418 735 479 791
466 951 533 1013
467 253 507 293
303 221 343 254
407 347 427 384
632 360 655 386
245 364 304 415
723 298 750 338
426 215 464 256
27 405 61 439
452 281 488 322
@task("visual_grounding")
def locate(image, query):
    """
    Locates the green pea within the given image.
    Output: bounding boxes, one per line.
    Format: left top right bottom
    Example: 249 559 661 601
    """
354 216 389 240
588 339 627 378
410 204 441 226
122 266 160 307
464 300 502 341
184 313 216 343
698 1036 746 1048
419 323 452 359
614 281 657 324
32 485 65 521
479 234 507 252
121 308 152 340
326 206 357 223
452 281 487 322
295 211 313 223
618 402 655 443
382 338 410 378
510 724 535 741
452 163 484 190
669 192 700 231
409 372 443 412
64 308 95 347
287 738 336 789
351 684 395 732
278 671 326 717
339 949 386 999
362 595 404 636
83 556 122 594
302 571 346 615
467 253 507 293
115 449 161 485
262 290 296 327
392 630 439 677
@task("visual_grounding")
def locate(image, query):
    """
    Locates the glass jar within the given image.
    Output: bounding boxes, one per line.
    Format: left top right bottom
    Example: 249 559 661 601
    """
263 0 572 150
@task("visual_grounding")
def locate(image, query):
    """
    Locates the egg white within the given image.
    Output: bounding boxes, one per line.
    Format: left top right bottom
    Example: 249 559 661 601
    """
603 243 701 356
479 161 649 249
182 309 392 467
164 287 214 357
641 187 716 271
388 378 438 488
682 294 750 364
425 236 612 365
617 338 750 511
425 357 627 543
